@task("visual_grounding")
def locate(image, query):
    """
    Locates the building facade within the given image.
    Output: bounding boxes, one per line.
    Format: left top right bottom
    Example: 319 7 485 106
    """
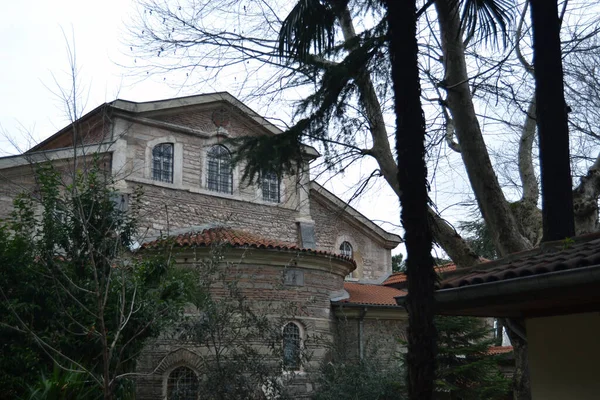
0 93 407 398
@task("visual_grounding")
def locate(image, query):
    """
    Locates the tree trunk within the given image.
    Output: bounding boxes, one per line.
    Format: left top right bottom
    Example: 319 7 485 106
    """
503 320 531 400
518 98 539 207
434 0 530 257
433 2 534 399
529 0 575 241
336 5 480 269
573 154 600 234
385 1 436 399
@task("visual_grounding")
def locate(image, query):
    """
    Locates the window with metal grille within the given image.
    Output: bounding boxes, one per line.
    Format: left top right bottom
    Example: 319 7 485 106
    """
340 241 353 258
262 171 280 203
283 322 301 370
152 143 174 183
167 366 199 400
207 145 233 194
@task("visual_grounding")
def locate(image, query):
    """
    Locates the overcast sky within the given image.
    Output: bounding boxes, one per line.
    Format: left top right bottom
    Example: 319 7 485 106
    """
0 0 410 255
1 0 165 145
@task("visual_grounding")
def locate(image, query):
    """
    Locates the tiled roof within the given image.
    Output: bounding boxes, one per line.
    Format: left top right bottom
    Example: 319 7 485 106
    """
383 263 458 286
439 234 600 290
142 227 355 263
382 272 406 286
487 346 513 355
337 282 407 306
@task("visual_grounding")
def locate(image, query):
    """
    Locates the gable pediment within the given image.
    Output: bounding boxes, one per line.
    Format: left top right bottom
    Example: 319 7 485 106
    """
112 92 282 139
139 103 262 139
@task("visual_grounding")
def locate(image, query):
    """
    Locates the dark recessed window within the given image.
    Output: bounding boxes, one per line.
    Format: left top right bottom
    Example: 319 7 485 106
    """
152 143 174 183
207 145 233 194
167 366 199 400
339 241 353 258
283 322 301 371
262 171 280 203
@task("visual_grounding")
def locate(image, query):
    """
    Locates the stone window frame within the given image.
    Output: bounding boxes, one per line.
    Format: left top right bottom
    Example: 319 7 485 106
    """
254 170 288 205
339 241 353 258
163 364 200 400
282 320 305 373
139 135 290 207
199 141 240 196
336 237 359 280
261 171 281 203
205 144 233 194
145 136 183 186
152 142 175 183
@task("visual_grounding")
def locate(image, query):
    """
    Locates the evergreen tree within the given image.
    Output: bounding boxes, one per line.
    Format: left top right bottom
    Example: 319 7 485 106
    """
458 219 498 260
392 254 405 273
435 316 510 400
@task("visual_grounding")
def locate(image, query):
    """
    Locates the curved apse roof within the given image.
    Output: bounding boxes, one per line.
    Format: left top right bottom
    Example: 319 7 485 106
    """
142 226 355 264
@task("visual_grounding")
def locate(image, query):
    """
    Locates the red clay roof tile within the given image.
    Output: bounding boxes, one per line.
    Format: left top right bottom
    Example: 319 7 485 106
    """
338 282 407 306
142 227 355 263
439 233 600 290
383 263 458 286
487 346 513 355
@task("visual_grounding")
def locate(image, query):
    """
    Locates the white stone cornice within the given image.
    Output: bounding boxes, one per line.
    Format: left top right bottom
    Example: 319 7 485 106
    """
0 142 115 170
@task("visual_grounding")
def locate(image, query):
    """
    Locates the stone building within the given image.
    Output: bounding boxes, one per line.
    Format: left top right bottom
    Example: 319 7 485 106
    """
0 93 407 398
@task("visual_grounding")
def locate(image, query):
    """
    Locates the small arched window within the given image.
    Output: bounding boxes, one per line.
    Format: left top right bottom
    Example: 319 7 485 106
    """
283 322 301 371
207 145 233 194
339 241 353 258
167 366 199 400
262 171 280 203
152 143 174 183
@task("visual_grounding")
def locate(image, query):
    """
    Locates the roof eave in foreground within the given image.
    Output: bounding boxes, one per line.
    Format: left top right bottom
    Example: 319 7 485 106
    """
332 302 403 309
395 263 600 318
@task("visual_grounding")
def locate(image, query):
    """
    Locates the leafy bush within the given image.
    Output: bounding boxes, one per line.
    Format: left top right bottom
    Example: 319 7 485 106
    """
312 357 405 400
0 161 195 399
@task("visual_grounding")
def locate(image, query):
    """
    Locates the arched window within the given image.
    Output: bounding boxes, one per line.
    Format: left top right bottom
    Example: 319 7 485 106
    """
167 366 199 400
339 241 353 258
283 322 301 371
262 171 280 203
207 145 233 194
152 143 174 183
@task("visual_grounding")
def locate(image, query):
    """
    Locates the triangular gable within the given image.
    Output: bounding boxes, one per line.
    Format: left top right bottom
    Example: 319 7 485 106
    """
21 92 319 168
28 92 284 153
28 103 111 153
111 92 283 138
309 181 402 249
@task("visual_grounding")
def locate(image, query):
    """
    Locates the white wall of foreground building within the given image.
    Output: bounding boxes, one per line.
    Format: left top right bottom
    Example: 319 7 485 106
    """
527 312 600 400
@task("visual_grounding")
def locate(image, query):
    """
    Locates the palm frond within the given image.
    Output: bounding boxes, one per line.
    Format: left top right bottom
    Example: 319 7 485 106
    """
278 0 341 62
232 29 382 185
456 0 516 48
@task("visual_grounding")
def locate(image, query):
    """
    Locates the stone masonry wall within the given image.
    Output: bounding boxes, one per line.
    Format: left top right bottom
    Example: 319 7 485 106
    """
148 104 259 138
333 314 407 365
0 155 112 221
310 196 392 281
117 107 301 207
112 110 306 243
0 165 37 219
135 247 349 400
132 182 302 244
